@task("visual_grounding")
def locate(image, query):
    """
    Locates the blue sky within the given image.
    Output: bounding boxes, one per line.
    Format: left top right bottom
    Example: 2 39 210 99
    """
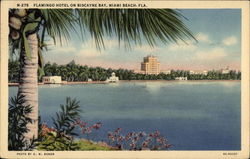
45 9 241 71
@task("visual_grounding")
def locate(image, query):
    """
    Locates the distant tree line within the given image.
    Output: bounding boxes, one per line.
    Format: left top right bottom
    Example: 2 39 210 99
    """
8 60 241 82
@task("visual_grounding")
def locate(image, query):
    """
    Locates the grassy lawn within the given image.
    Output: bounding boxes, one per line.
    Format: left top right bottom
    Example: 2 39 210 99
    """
75 139 116 150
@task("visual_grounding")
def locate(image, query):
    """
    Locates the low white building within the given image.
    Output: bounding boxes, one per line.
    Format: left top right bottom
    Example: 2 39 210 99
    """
189 70 208 75
161 70 171 75
175 77 188 80
133 70 145 74
106 72 119 83
221 66 230 74
42 76 62 84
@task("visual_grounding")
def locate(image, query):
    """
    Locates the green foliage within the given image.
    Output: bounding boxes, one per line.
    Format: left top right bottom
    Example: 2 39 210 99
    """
8 59 20 83
8 60 242 82
37 97 81 150
75 139 115 150
53 97 81 136
22 15 41 60
10 9 195 57
76 9 196 49
37 131 79 151
9 8 196 84
37 138 114 151
38 9 196 49
40 9 77 45
8 94 35 150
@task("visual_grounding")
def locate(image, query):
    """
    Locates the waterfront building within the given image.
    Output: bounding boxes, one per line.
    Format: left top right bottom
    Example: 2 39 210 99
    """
161 70 171 75
133 69 145 74
106 72 119 83
141 55 160 75
42 76 62 84
189 70 208 75
175 77 188 80
221 66 230 74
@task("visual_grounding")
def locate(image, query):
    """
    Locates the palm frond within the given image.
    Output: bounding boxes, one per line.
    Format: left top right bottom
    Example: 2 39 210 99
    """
39 9 195 49
40 9 78 45
76 9 196 49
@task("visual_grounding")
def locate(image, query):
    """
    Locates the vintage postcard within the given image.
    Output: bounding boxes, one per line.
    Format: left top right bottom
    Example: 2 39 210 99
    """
0 0 249 159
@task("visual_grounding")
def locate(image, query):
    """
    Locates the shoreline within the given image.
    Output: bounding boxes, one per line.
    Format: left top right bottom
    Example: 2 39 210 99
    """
8 81 107 86
8 80 241 86
119 80 241 82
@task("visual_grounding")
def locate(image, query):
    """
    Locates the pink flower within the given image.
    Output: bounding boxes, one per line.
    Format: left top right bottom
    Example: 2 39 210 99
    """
154 130 160 137
134 136 139 141
165 144 172 148
118 136 124 142
82 129 86 134
92 122 102 130
127 132 132 137
115 128 122 133
130 143 136 148
108 132 114 140
142 141 148 147
85 127 92 134
139 131 146 137
125 136 130 141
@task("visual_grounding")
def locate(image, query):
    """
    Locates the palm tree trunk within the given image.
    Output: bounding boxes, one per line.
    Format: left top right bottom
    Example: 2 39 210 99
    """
18 33 39 140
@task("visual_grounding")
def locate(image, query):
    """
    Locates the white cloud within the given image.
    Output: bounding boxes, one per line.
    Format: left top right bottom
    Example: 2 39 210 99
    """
54 46 76 53
78 48 102 58
222 36 237 46
48 43 77 54
84 38 121 49
195 47 227 60
77 47 104 58
196 32 211 43
134 45 160 53
104 39 120 48
168 40 197 51
77 39 109 57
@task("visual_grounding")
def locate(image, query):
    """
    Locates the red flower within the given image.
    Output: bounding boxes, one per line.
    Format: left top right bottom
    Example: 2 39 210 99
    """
118 136 124 142
130 143 136 148
41 124 56 136
115 128 122 133
154 130 160 137
165 144 172 148
142 141 148 147
92 122 102 130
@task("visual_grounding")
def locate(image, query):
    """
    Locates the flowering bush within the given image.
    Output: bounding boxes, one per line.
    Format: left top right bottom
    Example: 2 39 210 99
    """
107 128 172 150
38 119 103 150
37 97 81 150
73 119 102 136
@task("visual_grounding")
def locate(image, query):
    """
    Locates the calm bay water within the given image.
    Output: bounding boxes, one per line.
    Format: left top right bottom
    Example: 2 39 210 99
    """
9 81 241 150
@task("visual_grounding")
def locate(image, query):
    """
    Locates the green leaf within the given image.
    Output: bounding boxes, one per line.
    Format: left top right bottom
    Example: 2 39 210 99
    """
76 9 196 50
38 67 45 80
22 17 41 60
38 48 45 79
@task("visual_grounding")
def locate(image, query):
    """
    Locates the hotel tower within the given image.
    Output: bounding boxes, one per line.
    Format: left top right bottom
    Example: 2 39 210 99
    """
141 55 160 75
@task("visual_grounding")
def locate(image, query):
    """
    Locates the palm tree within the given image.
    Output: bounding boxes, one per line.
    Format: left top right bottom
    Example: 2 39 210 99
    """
9 9 196 141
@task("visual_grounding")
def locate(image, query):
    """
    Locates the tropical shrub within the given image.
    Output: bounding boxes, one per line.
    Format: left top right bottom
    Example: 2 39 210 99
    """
9 96 172 151
107 128 172 150
8 94 36 150
73 119 102 139
74 139 116 151
37 97 81 150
